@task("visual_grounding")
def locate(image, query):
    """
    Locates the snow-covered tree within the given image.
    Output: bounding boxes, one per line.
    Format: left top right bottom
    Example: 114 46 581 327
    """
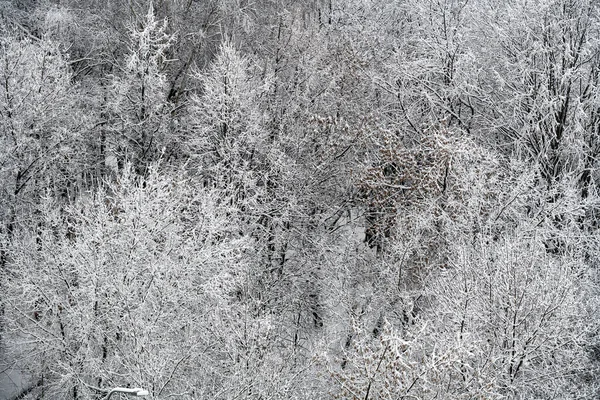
107 2 175 174
0 35 81 232
2 164 250 398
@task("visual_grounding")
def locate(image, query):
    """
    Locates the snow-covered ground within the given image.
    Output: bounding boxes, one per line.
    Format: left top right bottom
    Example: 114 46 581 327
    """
0 347 29 400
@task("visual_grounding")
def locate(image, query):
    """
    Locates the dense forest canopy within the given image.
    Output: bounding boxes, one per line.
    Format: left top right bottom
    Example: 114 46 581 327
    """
1 0 599 398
